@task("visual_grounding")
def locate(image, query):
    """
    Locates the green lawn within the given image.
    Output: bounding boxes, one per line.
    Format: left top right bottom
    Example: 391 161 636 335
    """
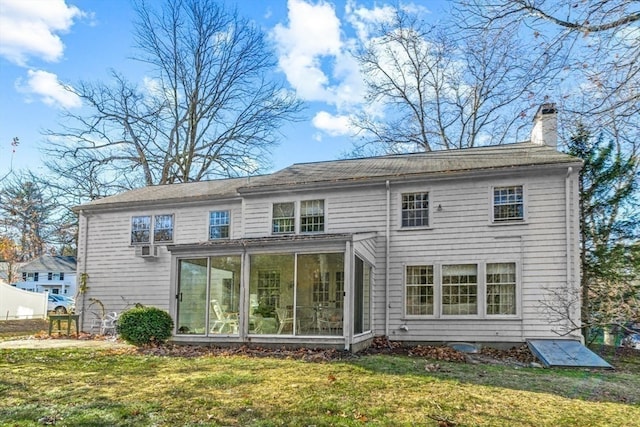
1 345 638 426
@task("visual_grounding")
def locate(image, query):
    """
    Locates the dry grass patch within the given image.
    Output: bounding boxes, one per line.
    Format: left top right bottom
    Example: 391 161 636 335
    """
1 346 638 426
0 319 48 339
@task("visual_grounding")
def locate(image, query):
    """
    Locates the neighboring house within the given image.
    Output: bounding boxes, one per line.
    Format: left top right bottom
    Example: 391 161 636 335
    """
73 104 583 351
14 256 77 297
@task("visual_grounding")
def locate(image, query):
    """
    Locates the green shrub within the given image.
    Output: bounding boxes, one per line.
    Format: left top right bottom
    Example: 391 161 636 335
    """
116 306 174 346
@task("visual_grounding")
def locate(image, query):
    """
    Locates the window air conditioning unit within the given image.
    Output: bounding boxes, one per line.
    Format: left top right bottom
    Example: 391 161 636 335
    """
135 245 158 258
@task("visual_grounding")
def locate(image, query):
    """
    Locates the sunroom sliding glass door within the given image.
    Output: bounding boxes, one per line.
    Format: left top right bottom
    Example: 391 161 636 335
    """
176 256 241 335
209 256 241 334
176 258 208 334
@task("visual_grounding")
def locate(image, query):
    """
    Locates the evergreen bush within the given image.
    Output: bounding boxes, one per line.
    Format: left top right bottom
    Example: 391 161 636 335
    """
116 306 174 346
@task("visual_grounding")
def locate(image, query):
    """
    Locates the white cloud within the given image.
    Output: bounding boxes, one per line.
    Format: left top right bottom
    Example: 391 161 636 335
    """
273 0 342 101
312 111 353 136
344 0 396 42
272 0 370 112
0 0 84 65
16 69 81 108
273 1 434 138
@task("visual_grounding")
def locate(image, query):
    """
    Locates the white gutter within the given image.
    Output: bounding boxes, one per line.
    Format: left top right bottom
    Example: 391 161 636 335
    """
385 180 390 336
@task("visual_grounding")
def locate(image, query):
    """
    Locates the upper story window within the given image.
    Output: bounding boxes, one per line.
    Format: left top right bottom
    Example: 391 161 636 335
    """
493 186 523 222
402 192 429 227
154 214 174 242
209 210 230 239
131 216 151 244
300 200 324 233
486 263 516 315
272 202 295 234
131 214 173 244
405 265 434 315
23 272 39 282
47 272 64 281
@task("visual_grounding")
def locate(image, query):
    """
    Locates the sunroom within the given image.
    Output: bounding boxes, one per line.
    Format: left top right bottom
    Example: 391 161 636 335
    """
167 233 376 351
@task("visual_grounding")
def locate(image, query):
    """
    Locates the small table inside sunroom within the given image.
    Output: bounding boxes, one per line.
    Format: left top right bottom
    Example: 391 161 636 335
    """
48 314 80 336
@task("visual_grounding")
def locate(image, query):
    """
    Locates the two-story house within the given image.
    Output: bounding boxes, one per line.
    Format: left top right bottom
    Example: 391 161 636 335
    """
73 104 583 351
15 255 77 297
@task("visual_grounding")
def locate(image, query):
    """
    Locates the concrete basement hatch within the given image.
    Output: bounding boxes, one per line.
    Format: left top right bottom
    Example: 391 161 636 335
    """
526 339 613 369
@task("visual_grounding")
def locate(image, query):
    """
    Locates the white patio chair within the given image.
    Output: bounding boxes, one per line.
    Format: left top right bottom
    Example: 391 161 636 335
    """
210 300 238 334
275 307 294 334
100 312 119 336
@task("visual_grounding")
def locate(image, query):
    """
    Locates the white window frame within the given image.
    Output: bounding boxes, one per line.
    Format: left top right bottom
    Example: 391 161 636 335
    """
209 210 230 240
441 264 479 316
23 272 39 282
486 262 518 317
131 214 174 245
272 202 296 234
404 264 435 317
47 272 63 281
491 185 525 223
154 214 174 243
401 261 520 319
401 192 430 228
300 199 325 233
131 215 151 244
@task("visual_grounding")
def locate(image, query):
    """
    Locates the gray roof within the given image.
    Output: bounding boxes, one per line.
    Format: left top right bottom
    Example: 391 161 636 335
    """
75 175 269 211
76 142 581 211
238 142 579 192
18 256 77 273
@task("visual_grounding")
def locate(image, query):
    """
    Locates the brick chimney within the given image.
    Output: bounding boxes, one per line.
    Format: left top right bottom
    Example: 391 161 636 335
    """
530 103 557 149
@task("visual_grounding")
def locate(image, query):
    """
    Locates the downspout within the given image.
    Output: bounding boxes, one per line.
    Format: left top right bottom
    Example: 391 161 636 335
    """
344 240 352 351
385 180 390 337
79 210 89 329
240 240 248 342
565 167 575 338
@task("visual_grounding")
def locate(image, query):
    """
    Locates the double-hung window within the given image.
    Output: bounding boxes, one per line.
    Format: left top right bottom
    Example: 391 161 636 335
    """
154 214 174 243
402 192 429 227
209 210 230 239
301 200 324 233
442 264 477 315
493 186 523 222
131 216 151 244
131 214 173 244
272 202 295 234
23 272 39 282
312 270 330 304
404 261 518 317
486 263 516 315
405 265 434 315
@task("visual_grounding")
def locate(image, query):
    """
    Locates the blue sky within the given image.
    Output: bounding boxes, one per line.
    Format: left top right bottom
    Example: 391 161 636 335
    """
0 0 448 177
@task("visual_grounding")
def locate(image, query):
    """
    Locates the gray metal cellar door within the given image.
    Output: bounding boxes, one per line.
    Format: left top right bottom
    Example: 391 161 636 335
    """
527 339 613 369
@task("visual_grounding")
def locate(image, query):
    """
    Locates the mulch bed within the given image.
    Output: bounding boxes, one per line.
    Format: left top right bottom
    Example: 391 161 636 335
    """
134 336 539 366
7 320 637 369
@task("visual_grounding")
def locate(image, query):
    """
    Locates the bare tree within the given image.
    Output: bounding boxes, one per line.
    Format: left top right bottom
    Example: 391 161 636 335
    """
351 8 556 152
44 0 302 195
455 0 640 154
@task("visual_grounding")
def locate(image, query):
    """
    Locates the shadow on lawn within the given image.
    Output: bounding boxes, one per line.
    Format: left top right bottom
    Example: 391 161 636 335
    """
348 341 640 406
